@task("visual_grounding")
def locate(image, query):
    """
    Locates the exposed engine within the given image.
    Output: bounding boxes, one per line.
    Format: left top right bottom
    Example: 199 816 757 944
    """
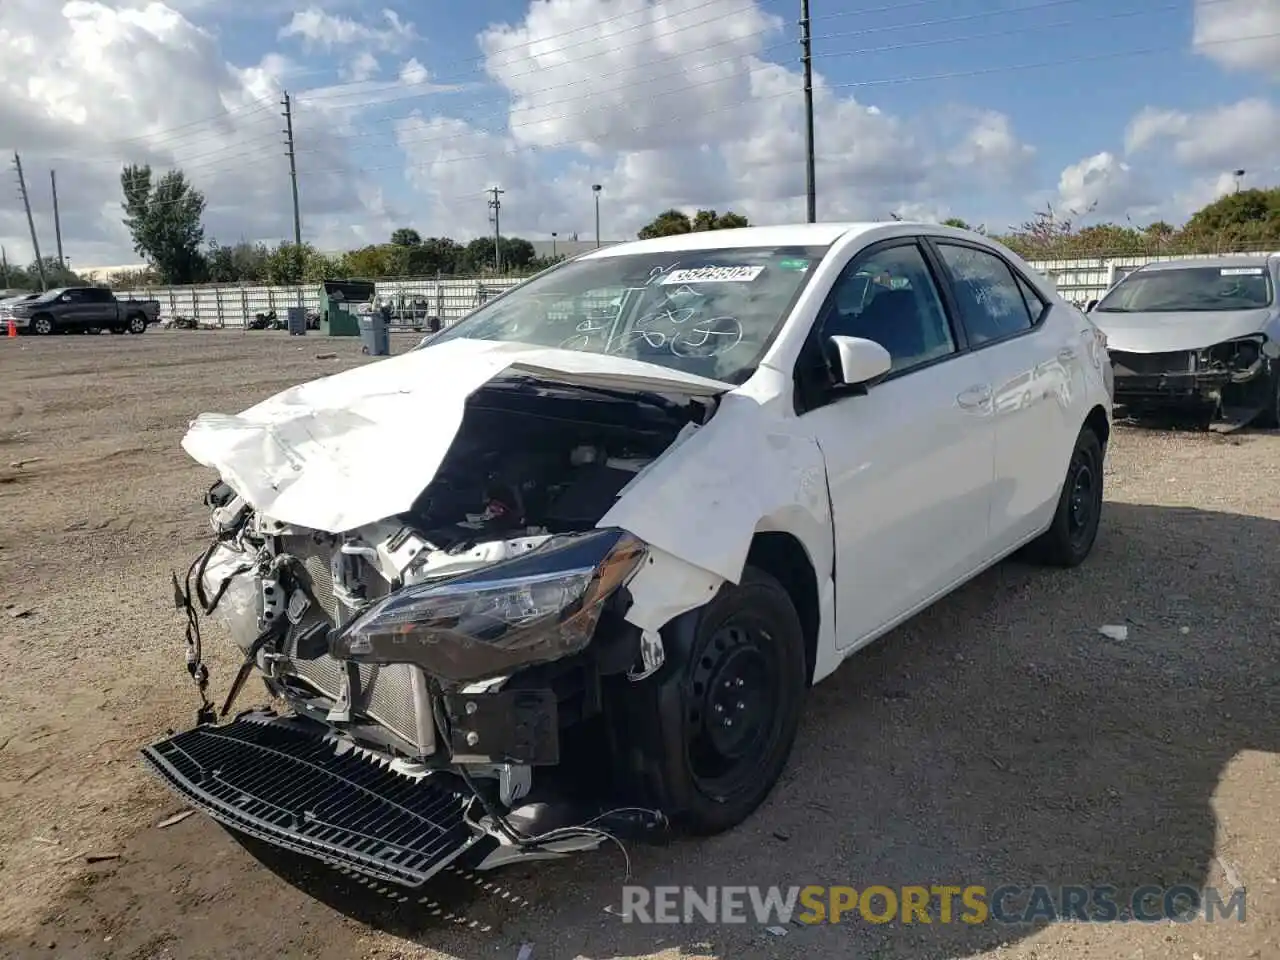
179 375 706 769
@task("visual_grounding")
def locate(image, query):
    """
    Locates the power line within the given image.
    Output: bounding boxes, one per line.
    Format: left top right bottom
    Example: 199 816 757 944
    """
30 0 1234 179
55 18 1280 214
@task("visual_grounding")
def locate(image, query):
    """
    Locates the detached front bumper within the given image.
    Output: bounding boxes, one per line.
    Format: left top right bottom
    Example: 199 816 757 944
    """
141 713 492 886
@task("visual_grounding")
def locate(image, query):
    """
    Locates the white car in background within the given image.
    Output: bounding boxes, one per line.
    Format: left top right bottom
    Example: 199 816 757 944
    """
145 221 1113 888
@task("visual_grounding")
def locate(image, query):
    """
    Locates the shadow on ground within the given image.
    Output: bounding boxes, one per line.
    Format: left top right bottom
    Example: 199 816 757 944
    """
5 502 1278 959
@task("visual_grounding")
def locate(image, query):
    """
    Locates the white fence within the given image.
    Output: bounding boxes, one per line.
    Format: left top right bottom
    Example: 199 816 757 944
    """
1028 250 1275 306
116 276 526 329
117 249 1276 328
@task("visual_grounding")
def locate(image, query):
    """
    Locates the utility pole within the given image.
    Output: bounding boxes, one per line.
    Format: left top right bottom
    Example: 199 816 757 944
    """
281 92 304 299
799 0 817 223
13 153 46 291
50 170 64 266
1 246 9 287
487 186 504 273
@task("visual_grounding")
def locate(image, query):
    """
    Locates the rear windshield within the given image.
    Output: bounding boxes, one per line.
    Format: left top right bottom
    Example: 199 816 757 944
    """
1096 265 1274 313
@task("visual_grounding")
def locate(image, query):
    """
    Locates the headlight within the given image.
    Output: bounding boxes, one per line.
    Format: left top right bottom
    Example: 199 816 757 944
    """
330 528 647 683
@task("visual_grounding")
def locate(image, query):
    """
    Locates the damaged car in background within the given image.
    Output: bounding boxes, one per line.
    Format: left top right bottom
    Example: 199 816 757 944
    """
1086 255 1280 429
143 222 1112 890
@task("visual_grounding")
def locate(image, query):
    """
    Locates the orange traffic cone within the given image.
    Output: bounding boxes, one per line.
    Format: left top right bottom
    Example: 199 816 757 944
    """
6 319 15 338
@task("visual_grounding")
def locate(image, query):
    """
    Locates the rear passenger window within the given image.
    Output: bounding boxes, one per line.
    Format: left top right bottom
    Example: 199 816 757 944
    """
1016 275 1047 322
935 244 1034 346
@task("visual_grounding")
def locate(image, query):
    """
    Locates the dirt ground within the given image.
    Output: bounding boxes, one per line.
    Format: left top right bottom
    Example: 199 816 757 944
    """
0 330 1277 960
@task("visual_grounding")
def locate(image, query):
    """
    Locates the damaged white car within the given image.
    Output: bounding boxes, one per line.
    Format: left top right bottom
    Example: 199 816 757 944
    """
1087 255 1280 428
143 222 1113 888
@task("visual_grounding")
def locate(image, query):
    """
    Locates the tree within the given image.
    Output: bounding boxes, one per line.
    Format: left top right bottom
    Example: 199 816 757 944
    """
391 236 462 275
390 228 423 247
207 240 271 283
120 164 208 284
262 242 342 285
458 236 537 274
637 208 752 239
1180 187 1280 247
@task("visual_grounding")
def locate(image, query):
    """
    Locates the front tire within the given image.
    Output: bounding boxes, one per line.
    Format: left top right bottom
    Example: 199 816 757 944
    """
30 314 54 335
616 566 808 835
1028 425 1104 567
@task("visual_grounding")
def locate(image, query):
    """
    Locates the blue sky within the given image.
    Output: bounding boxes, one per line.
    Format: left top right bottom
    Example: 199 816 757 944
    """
2 0 1278 263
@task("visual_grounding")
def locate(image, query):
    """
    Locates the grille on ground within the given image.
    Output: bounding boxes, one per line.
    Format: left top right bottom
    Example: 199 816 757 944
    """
140 717 481 887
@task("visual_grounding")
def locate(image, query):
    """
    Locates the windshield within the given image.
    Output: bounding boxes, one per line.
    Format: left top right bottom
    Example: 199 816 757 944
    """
424 245 832 383
1096 265 1274 313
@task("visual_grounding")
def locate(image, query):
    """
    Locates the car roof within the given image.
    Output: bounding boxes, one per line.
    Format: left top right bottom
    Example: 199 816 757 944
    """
576 221 931 258
1137 254 1278 272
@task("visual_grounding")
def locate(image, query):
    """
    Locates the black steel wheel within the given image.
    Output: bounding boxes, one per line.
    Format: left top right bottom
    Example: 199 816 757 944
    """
616 566 808 835
1028 425 1104 567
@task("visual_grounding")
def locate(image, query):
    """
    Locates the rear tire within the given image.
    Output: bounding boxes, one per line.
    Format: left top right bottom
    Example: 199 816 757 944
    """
1027 425 1104 567
614 566 808 835
126 315 147 334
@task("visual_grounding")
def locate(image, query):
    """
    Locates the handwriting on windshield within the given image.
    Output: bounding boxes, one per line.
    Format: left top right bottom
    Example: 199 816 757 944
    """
614 307 744 359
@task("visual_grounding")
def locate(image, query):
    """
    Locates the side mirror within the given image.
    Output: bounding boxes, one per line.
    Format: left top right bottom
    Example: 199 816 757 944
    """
61 295 72 302
829 335 892 387
1085 299 1099 313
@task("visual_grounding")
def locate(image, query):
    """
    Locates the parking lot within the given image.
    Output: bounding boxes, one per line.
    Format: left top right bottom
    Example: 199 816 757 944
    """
0 330 1277 960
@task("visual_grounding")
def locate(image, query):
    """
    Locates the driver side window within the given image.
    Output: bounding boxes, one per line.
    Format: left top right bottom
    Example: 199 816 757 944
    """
819 242 957 375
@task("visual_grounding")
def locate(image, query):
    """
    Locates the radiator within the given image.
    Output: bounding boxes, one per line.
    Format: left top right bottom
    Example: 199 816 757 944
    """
278 537 436 755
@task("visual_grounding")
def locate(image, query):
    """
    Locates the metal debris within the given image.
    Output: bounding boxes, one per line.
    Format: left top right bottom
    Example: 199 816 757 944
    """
516 944 534 960
1098 624 1129 641
156 810 195 829
9 457 42 468
765 926 789 937
85 852 121 863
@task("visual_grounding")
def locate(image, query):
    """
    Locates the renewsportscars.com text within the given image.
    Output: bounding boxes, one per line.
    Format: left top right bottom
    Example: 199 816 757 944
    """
619 885 1246 925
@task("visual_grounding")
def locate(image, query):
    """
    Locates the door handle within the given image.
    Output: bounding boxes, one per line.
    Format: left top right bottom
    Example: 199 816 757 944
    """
956 384 992 409
1057 347 1077 362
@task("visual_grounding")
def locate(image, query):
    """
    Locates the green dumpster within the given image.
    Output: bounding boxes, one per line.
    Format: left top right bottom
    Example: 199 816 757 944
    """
320 279 376 337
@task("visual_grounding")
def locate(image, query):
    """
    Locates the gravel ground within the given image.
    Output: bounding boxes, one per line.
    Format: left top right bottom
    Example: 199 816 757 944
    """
0 330 1277 960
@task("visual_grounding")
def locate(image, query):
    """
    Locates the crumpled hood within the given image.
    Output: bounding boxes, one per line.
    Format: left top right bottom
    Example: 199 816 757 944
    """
181 337 732 533
1094 307 1274 353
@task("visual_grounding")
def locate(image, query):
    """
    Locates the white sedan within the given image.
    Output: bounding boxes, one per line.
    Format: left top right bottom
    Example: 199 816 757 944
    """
145 221 1113 886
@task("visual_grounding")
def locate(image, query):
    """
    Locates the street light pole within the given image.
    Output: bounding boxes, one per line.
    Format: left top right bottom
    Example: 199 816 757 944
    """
551 231 558 258
592 184 602 248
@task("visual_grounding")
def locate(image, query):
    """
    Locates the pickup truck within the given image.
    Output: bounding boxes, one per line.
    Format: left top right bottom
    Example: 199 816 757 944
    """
8 286 162 335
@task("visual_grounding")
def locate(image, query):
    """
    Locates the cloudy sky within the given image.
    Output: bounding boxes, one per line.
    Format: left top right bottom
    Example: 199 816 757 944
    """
1 0 1277 269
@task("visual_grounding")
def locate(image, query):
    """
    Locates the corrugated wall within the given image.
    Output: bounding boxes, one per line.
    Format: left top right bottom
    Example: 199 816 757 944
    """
118 250 1279 327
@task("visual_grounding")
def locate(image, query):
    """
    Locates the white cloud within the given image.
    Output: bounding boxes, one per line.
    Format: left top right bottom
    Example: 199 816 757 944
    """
1193 0 1280 76
341 51 380 83
278 6 416 52
1125 98 1280 173
0 0 387 267
393 0 1037 242
1055 152 1156 220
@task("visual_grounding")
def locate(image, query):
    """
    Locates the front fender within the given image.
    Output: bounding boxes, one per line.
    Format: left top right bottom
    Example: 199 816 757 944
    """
600 392 833 634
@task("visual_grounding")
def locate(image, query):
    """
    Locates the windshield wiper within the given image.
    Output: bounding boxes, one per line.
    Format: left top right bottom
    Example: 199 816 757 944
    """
501 375 690 412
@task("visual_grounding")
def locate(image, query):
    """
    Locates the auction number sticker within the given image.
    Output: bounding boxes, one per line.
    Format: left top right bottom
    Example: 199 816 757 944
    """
661 265 765 284
1220 267 1264 275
